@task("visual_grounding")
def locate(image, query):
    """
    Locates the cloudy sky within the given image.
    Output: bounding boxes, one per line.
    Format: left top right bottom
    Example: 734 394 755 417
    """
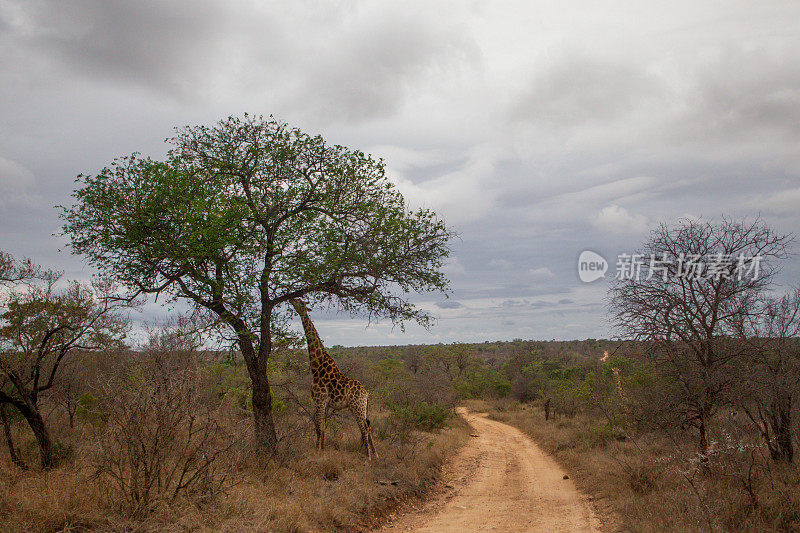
1 0 799 345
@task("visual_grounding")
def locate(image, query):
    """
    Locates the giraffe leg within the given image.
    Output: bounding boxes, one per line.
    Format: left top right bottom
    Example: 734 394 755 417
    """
355 416 373 460
320 407 327 450
352 395 376 461
321 401 330 451
313 400 327 451
364 395 377 459
367 418 377 459
357 403 368 451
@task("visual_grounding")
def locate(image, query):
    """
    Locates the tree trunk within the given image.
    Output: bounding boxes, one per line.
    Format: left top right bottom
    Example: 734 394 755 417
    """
17 400 55 469
243 342 278 455
250 370 278 454
0 404 27 470
766 395 793 463
698 414 709 454
228 307 278 456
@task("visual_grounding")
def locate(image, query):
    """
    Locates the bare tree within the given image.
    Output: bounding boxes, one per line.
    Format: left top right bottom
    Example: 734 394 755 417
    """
0 403 26 469
737 288 800 462
0 253 136 468
609 217 792 452
49 351 92 429
0 251 46 285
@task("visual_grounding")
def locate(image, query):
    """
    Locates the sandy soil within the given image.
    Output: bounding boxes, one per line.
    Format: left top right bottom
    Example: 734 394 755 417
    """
380 407 600 532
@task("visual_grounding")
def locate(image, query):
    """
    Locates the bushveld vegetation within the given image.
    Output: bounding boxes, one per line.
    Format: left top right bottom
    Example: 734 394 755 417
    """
4 115 463 531
0 295 470 531
2 279 799 530
1 114 797 532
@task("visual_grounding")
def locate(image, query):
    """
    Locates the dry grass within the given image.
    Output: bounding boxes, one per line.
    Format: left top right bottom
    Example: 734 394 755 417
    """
482 399 800 532
0 408 468 532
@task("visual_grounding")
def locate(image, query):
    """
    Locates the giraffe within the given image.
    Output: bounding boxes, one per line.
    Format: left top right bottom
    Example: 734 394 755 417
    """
289 299 377 460
612 367 628 402
601 350 628 402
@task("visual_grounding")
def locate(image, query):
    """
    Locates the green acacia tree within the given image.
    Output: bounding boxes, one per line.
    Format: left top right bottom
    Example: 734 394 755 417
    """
61 115 454 454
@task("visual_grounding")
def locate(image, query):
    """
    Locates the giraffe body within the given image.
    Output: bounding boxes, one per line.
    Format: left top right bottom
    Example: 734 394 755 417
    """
612 367 628 401
601 350 628 402
290 299 377 459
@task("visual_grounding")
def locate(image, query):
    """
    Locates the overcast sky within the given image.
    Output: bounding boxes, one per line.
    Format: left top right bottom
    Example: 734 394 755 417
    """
1 0 799 346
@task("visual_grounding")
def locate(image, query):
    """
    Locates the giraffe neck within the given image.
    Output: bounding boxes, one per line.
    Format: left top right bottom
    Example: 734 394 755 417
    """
297 308 337 374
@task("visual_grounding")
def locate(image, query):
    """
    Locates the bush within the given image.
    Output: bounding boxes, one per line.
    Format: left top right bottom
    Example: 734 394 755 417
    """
389 401 450 431
76 391 107 425
94 370 231 515
454 367 512 399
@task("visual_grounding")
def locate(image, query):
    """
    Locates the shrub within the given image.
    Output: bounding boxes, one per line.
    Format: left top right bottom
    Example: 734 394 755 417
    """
622 461 659 495
76 391 107 425
94 371 231 515
389 401 450 431
203 362 286 417
454 367 511 399
493 377 512 397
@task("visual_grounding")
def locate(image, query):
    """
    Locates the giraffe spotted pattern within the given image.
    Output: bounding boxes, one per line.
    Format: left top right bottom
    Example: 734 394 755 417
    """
289 299 377 460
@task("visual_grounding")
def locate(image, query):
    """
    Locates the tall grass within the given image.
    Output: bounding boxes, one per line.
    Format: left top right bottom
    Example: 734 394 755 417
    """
0 403 468 532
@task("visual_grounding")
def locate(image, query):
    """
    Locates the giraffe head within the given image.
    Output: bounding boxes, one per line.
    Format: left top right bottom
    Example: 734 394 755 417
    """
289 298 309 314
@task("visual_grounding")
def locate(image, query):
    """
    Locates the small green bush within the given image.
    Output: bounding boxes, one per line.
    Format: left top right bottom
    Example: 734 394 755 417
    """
271 391 286 415
493 378 512 397
454 367 512 399
389 401 450 431
76 391 108 424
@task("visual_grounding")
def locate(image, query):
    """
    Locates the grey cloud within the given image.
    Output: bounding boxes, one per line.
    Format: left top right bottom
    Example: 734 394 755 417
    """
488 258 513 269
0 155 34 190
0 156 38 210
436 300 463 309
2 0 236 95
291 9 480 122
498 173 659 211
510 52 667 128
2 0 479 119
669 44 800 145
648 43 800 161
500 299 556 310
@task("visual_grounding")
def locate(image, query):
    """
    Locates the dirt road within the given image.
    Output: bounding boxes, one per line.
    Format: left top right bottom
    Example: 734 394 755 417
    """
380 407 600 532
